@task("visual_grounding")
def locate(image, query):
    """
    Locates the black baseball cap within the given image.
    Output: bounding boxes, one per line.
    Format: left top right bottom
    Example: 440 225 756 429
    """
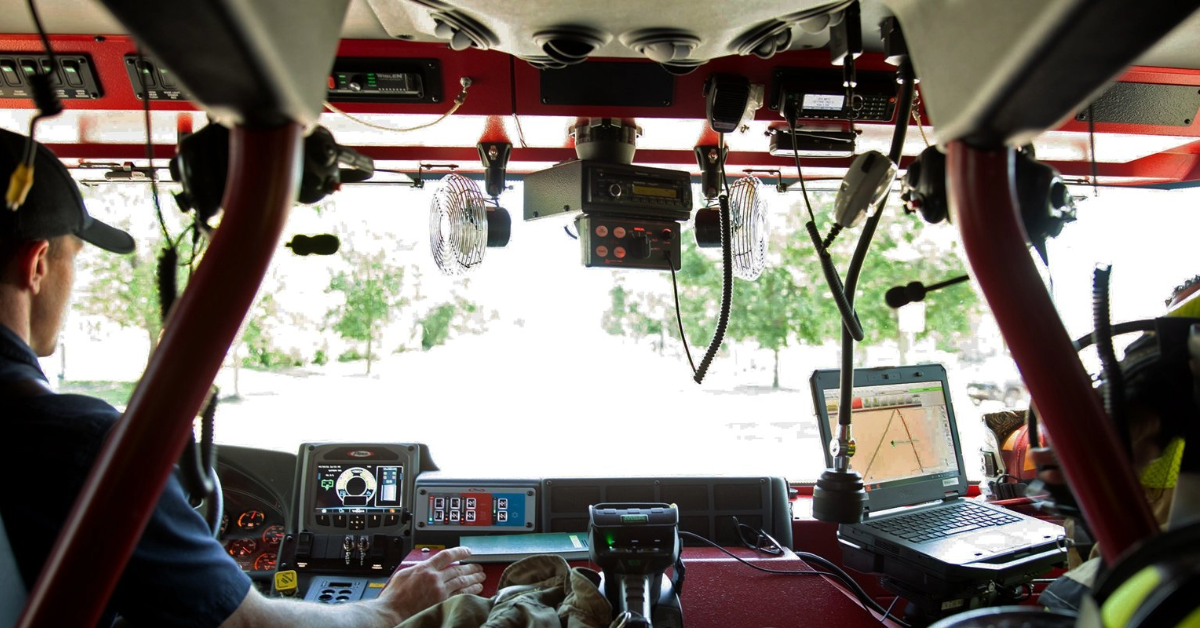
0 127 135 254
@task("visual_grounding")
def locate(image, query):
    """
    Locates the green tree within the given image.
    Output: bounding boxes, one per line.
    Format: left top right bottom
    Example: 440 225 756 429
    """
419 291 493 351
76 239 182 362
325 249 407 374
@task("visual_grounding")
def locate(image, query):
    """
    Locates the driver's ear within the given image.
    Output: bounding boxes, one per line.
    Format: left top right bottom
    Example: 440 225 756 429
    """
17 240 51 294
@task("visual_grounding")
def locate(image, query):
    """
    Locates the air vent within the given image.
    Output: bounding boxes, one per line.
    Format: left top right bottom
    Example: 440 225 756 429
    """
523 55 567 71
621 29 701 64
430 10 498 51
659 59 706 76
730 19 794 59
533 26 611 67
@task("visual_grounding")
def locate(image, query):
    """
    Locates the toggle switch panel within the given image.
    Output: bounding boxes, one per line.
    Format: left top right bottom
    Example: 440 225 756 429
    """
0 54 102 99
123 55 189 101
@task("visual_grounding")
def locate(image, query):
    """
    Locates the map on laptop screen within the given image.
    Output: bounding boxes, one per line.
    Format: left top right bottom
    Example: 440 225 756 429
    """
821 381 958 488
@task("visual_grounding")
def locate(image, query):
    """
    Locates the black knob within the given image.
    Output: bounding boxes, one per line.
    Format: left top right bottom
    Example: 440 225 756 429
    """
609 183 623 197
629 232 652 259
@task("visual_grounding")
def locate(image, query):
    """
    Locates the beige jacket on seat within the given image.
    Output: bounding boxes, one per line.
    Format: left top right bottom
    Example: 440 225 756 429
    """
397 555 616 628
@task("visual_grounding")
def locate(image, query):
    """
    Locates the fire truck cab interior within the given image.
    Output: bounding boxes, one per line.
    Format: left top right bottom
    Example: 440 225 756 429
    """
3 0 1200 627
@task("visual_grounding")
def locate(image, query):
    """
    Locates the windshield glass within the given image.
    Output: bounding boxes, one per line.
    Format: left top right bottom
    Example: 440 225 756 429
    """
48 172 1200 481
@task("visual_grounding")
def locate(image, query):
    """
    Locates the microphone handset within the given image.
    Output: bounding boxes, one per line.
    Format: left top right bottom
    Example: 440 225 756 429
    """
285 234 341 257
884 274 970 308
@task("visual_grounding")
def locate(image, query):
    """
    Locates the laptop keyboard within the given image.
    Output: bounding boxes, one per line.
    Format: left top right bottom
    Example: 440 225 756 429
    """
865 501 1022 544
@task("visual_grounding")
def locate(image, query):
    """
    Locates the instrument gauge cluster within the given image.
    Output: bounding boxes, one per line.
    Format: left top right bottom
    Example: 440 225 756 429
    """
218 475 288 573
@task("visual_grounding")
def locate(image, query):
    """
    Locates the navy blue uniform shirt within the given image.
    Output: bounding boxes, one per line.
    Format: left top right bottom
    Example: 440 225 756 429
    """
0 324 251 627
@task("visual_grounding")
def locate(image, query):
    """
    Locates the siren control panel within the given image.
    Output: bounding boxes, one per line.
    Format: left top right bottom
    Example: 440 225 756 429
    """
576 215 681 271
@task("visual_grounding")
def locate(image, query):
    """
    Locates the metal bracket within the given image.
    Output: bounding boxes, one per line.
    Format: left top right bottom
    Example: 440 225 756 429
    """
742 168 788 193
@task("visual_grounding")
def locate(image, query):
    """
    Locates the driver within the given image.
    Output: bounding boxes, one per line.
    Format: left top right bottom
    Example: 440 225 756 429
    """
0 128 485 627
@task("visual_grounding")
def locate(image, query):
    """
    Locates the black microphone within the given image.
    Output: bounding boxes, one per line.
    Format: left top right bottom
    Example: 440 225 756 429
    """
286 234 340 256
885 274 969 308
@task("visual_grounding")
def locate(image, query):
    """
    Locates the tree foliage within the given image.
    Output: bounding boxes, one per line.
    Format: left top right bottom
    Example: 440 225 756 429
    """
602 194 981 387
325 249 407 374
75 235 181 361
420 289 492 351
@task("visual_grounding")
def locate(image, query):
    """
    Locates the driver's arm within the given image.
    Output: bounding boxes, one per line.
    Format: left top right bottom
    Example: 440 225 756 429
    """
219 547 485 628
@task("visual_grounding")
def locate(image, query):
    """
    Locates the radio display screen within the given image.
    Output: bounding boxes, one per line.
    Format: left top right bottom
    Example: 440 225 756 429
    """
313 463 403 513
803 93 845 111
631 184 677 199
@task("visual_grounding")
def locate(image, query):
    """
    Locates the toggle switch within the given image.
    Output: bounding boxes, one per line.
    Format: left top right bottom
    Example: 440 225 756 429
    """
61 60 83 87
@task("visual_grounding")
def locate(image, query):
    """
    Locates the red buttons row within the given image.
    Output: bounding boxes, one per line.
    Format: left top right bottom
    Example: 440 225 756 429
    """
596 246 627 259
594 226 628 238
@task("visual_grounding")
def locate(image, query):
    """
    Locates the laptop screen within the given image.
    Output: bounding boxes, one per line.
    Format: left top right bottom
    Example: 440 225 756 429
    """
811 365 969 513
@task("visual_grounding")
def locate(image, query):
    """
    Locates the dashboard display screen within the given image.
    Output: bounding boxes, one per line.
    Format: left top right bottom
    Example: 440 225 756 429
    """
313 464 402 513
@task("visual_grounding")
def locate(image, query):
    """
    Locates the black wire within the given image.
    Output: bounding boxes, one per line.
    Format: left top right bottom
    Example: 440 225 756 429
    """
21 0 62 172
136 46 172 244
692 133 733 384
789 122 819 226
834 58 915 429
1087 105 1099 196
678 531 841 578
26 0 57 69
680 530 910 627
1093 266 1129 457
667 249 697 375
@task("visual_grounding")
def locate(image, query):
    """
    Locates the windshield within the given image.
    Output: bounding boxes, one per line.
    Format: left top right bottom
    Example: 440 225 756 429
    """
47 172 1200 481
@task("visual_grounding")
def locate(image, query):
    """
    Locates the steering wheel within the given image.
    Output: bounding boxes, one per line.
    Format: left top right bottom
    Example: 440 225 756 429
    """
189 467 224 539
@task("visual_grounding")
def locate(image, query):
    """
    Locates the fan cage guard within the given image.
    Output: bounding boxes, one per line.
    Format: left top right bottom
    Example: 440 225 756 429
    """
430 173 489 275
728 176 769 280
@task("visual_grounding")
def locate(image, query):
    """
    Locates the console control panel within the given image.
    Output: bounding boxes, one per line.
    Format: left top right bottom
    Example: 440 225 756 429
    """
414 485 536 531
576 214 681 271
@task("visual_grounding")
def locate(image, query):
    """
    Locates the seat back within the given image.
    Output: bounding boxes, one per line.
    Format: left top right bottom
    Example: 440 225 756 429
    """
0 512 27 628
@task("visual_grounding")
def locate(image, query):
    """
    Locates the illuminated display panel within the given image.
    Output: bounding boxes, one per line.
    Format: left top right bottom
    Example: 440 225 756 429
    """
313 463 402 513
803 93 845 111
631 184 678 199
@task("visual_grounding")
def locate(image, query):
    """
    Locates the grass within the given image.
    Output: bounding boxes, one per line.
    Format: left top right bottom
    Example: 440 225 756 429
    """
58 380 136 407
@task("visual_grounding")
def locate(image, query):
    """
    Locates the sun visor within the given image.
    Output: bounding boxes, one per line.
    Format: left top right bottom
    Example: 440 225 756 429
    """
99 0 349 128
885 0 1200 148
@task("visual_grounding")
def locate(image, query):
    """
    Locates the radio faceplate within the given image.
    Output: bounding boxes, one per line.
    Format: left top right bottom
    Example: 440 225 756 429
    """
524 160 693 222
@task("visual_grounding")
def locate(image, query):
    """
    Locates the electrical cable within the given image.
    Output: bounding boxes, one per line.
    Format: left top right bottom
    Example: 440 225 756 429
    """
7 0 62 211
511 113 530 149
135 47 172 244
789 123 819 227
726 518 905 624
668 249 698 375
692 133 733 384
684 526 910 627
785 113 863 341
879 597 900 624
1072 319 1157 351
911 86 931 148
1093 266 1130 457
324 77 472 133
1087 105 1099 197
834 57 915 430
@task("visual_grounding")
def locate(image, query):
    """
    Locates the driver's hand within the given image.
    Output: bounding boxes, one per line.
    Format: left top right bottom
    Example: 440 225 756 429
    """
375 546 486 623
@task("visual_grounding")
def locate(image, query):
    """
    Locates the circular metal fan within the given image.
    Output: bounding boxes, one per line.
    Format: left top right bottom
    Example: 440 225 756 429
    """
429 173 489 275
728 176 769 280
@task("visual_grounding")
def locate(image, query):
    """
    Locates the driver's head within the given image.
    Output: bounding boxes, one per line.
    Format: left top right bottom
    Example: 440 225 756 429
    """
0 128 134 356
